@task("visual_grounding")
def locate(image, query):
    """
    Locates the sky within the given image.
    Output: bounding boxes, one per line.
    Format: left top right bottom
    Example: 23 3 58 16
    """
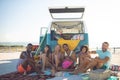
0 0 120 48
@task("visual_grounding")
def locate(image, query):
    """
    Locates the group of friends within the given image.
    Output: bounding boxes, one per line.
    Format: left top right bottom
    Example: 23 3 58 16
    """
16 42 111 75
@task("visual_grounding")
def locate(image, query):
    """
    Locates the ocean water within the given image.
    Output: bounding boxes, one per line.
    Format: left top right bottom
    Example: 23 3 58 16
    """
0 42 39 46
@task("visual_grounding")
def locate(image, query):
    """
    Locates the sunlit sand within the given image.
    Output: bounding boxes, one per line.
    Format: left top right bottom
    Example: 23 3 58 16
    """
0 50 120 75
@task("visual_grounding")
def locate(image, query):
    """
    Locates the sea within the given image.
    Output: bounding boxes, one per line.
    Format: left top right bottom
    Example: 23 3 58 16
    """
0 42 39 46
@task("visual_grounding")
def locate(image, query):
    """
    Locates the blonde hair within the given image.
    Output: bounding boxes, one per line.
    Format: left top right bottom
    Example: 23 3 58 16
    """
54 44 61 52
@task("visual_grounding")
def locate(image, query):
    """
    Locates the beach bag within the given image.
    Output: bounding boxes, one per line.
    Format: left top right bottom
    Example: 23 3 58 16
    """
110 65 120 71
62 59 73 69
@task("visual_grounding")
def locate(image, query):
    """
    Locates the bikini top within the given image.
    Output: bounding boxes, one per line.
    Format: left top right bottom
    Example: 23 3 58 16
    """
65 51 73 57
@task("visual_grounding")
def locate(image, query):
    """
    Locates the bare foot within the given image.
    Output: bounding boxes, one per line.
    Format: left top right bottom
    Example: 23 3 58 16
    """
23 71 27 75
51 69 56 76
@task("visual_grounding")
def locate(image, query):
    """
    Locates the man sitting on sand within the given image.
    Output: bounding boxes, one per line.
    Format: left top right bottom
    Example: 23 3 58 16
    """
82 42 112 72
72 42 111 74
17 43 42 75
91 42 112 70
61 44 77 70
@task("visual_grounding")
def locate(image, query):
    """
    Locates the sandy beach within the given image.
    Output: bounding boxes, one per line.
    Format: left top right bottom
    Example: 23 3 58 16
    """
0 52 120 75
0 52 21 75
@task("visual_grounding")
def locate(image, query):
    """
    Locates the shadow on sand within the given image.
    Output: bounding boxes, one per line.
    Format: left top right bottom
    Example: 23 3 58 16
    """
0 59 18 75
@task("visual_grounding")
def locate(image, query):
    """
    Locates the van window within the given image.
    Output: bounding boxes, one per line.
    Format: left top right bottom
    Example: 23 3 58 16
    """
51 21 84 40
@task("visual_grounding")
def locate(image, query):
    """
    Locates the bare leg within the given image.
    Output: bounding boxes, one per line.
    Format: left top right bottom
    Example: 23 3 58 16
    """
34 63 42 74
72 59 91 74
41 54 46 71
21 59 42 75
73 65 86 74
72 68 80 74
22 60 28 70
54 55 60 69
82 59 98 72
45 57 56 76
96 62 104 69
22 59 35 70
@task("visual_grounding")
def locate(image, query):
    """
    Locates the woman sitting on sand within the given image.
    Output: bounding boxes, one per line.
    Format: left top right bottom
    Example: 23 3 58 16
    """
72 46 98 74
52 44 64 70
38 45 55 71
38 45 56 76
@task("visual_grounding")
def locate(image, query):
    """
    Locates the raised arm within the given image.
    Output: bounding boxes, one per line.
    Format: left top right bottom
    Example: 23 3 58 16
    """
89 51 97 54
95 56 110 63
20 52 25 59
71 51 77 62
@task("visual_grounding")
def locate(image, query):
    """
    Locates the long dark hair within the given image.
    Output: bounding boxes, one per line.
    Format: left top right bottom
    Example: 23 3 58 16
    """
43 45 52 57
80 45 88 53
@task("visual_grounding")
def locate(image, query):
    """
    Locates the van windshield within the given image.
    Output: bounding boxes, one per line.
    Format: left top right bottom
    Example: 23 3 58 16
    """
51 21 84 40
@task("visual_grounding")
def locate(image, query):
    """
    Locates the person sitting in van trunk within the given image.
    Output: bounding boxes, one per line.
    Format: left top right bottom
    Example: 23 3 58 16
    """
61 44 77 70
17 43 42 75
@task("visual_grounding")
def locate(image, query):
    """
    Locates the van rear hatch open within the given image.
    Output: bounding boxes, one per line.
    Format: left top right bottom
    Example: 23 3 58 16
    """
49 7 85 19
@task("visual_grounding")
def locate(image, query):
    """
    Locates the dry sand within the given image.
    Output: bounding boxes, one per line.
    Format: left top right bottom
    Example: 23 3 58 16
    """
0 52 120 65
0 52 21 61
0 52 120 75
0 52 21 75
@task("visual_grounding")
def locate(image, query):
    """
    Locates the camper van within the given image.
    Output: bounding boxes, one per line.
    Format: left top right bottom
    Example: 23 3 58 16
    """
37 7 88 55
